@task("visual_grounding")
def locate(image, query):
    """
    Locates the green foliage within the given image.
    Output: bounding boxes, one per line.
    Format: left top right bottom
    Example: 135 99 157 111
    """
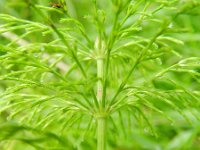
0 0 200 149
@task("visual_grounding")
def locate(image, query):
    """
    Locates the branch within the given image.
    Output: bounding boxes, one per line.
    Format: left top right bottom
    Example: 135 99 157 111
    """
1 28 69 73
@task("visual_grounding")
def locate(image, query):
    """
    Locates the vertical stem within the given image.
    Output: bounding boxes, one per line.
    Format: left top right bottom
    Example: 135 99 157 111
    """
97 58 103 105
96 39 106 150
97 117 106 150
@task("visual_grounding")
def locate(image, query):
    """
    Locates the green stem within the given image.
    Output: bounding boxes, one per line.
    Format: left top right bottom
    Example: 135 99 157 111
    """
97 58 103 106
97 117 106 150
96 38 106 150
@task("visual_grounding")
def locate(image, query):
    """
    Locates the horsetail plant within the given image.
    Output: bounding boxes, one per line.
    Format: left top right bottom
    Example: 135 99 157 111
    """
0 0 200 149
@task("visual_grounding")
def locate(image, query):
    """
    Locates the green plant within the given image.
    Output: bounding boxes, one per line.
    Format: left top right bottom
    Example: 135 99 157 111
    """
0 0 200 149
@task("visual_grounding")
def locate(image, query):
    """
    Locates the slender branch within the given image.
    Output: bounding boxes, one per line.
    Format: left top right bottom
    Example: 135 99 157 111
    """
102 9 120 106
1 28 69 73
109 25 167 107
25 0 87 78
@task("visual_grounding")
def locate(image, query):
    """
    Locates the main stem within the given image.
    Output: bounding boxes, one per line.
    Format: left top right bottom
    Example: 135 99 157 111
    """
97 117 106 150
97 47 106 150
97 58 103 104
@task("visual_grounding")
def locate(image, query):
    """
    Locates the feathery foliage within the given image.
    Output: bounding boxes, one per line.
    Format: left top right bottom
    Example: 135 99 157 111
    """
0 0 200 149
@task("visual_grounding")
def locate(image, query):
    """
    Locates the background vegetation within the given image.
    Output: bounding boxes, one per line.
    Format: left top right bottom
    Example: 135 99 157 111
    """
0 0 200 150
